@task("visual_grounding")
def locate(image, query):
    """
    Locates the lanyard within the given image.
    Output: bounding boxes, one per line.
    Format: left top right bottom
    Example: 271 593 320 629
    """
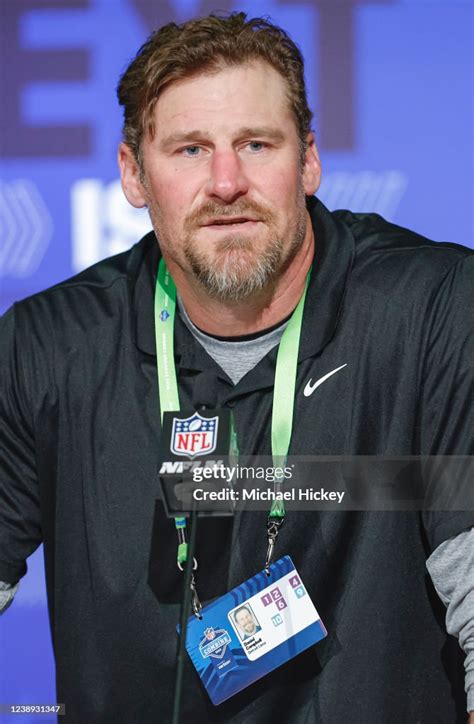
154 258 310 599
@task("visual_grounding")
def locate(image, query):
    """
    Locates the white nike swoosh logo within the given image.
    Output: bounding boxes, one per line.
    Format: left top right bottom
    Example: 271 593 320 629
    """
303 364 348 397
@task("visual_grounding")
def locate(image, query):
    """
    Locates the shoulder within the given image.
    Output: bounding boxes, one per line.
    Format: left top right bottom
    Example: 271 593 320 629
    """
1 233 156 407
333 208 473 295
7 232 155 339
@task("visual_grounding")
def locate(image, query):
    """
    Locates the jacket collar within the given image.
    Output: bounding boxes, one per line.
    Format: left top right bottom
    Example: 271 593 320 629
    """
133 196 355 362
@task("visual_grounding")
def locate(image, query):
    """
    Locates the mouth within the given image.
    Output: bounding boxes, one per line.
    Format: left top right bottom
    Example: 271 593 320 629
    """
202 217 260 229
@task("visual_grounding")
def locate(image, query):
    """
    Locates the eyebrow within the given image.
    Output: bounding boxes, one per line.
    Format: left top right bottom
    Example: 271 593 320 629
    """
159 126 286 150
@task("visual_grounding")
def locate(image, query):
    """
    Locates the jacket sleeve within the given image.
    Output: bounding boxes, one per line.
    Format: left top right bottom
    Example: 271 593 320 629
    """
0 306 42 585
418 253 474 551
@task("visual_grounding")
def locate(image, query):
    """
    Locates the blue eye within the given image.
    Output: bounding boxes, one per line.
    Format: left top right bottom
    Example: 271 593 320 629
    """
183 146 201 156
248 141 264 152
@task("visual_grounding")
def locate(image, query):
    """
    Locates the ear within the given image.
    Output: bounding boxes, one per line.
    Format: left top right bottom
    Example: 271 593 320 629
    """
118 142 147 208
302 133 322 196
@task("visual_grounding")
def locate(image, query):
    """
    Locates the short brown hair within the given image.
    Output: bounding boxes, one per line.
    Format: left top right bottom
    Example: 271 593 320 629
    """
117 12 313 164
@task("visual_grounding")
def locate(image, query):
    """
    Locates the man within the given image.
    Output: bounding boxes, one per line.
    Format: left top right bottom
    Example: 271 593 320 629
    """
233 606 261 640
1 11 473 723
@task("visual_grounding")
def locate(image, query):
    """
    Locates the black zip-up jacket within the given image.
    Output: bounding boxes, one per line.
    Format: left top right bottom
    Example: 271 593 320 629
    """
1 197 473 722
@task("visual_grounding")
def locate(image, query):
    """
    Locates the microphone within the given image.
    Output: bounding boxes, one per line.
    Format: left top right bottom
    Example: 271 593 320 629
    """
192 371 218 410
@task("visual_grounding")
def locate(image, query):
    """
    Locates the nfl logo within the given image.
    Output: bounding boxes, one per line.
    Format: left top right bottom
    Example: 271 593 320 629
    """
171 412 218 460
199 626 232 661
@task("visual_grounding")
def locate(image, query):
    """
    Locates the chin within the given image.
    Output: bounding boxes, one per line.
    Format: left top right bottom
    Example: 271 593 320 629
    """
191 248 263 278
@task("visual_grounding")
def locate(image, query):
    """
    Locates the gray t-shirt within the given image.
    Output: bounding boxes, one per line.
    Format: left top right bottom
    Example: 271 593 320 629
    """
177 295 289 384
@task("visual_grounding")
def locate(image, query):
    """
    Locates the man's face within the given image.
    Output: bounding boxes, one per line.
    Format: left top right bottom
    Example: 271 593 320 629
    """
235 608 257 635
120 60 320 301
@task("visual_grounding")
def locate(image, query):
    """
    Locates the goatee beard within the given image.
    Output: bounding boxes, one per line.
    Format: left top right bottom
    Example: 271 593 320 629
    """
184 232 285 302
182 198 307 302
148 192 308 303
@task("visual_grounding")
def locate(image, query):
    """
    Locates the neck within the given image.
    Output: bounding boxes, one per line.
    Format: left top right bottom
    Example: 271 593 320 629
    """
164 214 315 337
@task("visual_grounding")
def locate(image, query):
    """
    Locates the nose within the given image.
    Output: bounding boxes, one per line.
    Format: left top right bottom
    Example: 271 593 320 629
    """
205 149 249 203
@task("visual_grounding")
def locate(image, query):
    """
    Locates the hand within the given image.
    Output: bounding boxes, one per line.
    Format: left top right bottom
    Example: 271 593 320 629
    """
469 712 474 723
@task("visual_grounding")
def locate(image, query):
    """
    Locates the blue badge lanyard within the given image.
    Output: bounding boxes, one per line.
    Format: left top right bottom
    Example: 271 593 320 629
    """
154 258 309 600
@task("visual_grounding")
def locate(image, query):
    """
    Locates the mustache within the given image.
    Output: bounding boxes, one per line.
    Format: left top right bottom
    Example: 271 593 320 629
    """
185 200 274 228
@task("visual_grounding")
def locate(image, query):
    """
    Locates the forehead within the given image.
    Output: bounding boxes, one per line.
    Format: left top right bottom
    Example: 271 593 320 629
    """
151 61 296 139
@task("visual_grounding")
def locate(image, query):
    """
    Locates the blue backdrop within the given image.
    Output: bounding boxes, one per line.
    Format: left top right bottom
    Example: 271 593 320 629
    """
0 0 473 719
